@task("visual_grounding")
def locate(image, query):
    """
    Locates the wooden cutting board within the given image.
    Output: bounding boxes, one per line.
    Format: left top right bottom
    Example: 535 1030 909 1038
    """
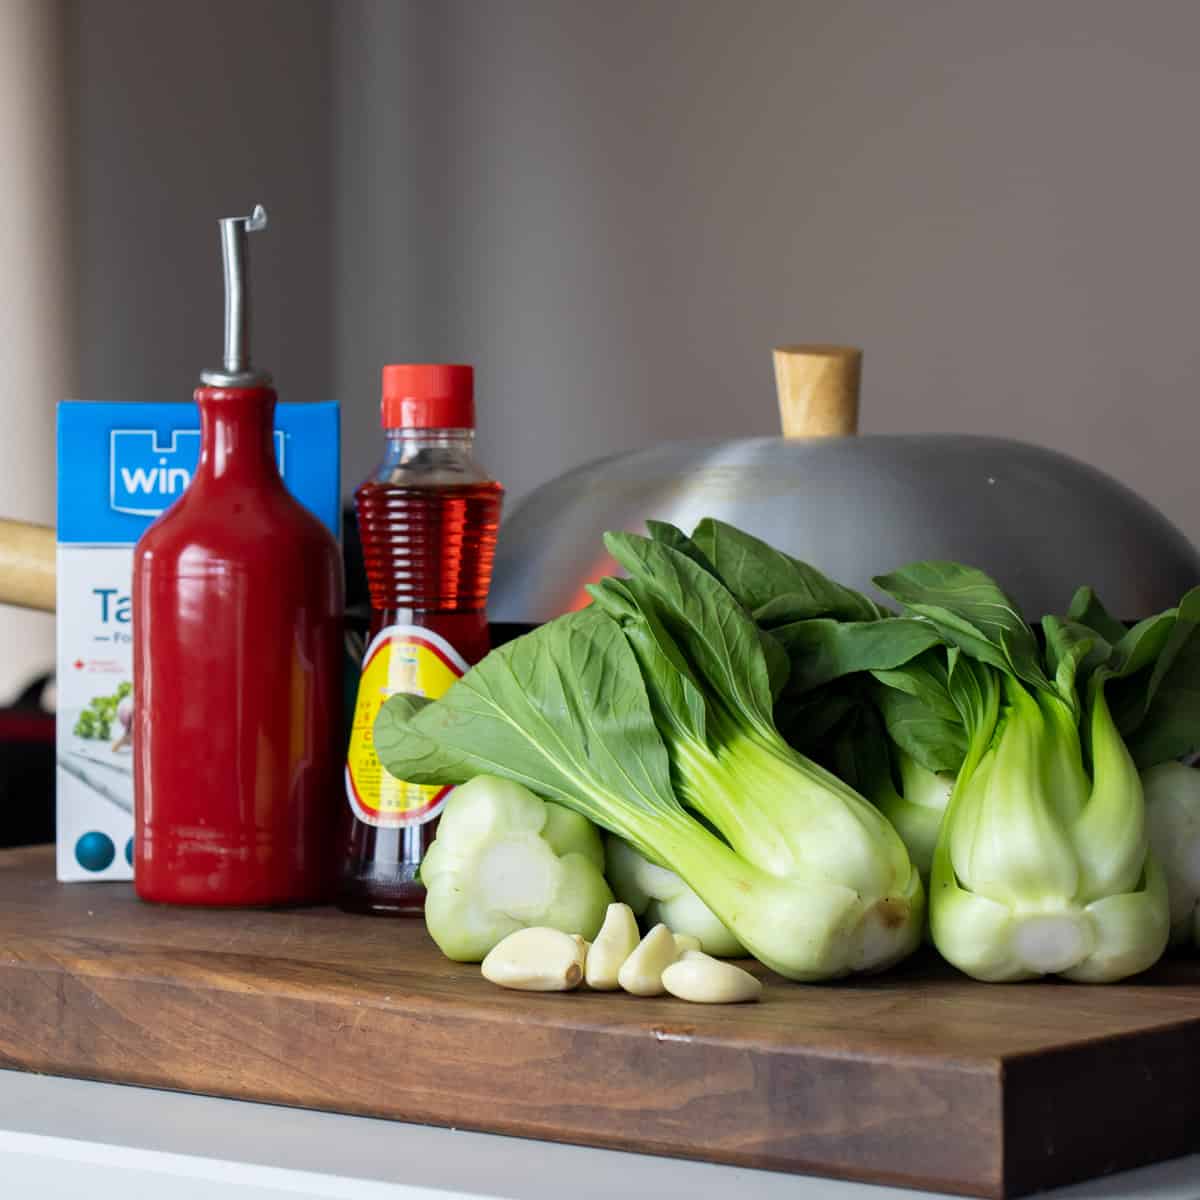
0 845 1196 1199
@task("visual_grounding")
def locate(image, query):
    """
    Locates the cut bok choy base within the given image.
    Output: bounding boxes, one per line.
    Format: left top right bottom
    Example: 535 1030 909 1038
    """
375 536 924 982
418 775 612 961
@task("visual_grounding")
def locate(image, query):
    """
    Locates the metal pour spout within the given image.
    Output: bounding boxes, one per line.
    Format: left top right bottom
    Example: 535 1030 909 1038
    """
200 204 272 387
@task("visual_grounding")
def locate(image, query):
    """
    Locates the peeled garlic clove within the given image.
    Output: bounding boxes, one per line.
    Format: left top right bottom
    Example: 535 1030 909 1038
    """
673 932 702 954
481 927 587 991
617 923 679 996
586 902 641 990
661 952 762 1004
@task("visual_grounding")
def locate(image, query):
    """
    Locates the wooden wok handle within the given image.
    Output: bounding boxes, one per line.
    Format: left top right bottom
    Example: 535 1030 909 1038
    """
773 345 861 438
0 519 56 612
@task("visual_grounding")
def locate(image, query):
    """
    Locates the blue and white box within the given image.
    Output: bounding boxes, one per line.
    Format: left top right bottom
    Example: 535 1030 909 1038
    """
56 401 341 882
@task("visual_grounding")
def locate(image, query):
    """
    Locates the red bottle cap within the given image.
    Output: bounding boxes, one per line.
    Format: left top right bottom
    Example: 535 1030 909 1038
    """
381 364 475 429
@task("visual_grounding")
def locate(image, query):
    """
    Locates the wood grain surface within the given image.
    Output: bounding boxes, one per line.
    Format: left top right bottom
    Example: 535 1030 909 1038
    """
0 845 1196 1198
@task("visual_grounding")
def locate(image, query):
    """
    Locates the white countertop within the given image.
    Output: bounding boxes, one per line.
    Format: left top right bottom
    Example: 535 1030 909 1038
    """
1 1069 1198 1200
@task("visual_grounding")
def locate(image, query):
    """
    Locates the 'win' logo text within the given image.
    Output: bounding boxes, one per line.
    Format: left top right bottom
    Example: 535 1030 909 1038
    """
109 429 285 517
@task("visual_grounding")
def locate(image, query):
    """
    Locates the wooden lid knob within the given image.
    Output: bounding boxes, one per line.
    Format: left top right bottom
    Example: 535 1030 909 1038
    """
773 345 861 438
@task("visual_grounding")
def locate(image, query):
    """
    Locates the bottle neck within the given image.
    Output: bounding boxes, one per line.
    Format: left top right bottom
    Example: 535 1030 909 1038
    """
383 427 475 457
194 386 280 482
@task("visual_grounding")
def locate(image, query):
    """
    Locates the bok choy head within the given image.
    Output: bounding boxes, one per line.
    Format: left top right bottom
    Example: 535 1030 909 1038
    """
588 524 924 974
375 538 923 980
866 563 1182 982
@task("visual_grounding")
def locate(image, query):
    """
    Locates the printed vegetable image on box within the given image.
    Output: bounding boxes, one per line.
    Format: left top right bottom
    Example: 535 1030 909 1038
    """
55 400 340 882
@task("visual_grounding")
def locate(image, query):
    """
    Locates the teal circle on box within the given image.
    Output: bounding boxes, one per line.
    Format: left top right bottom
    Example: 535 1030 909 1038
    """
75 831 115 872
125 837 134 866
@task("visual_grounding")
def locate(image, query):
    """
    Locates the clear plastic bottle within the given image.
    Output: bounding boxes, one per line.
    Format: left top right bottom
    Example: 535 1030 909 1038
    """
339 364 503 914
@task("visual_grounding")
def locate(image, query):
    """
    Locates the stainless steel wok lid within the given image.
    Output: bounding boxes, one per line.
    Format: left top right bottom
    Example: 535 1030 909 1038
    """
491 348 1200 623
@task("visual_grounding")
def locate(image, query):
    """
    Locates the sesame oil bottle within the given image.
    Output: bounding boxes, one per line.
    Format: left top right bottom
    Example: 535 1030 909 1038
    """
339 365 503 914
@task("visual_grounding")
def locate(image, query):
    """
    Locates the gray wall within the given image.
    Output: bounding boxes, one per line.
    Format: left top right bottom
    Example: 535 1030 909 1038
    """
75 0 334 405
333 0 1200 528
73 0 1200 534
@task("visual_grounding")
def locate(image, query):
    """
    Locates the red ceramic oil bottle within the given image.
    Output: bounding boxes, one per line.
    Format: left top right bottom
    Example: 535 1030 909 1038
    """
132 207 343 905
339 364 503 914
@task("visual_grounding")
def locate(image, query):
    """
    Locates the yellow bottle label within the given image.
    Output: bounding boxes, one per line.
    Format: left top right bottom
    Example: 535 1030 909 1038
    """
345 625 468 828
